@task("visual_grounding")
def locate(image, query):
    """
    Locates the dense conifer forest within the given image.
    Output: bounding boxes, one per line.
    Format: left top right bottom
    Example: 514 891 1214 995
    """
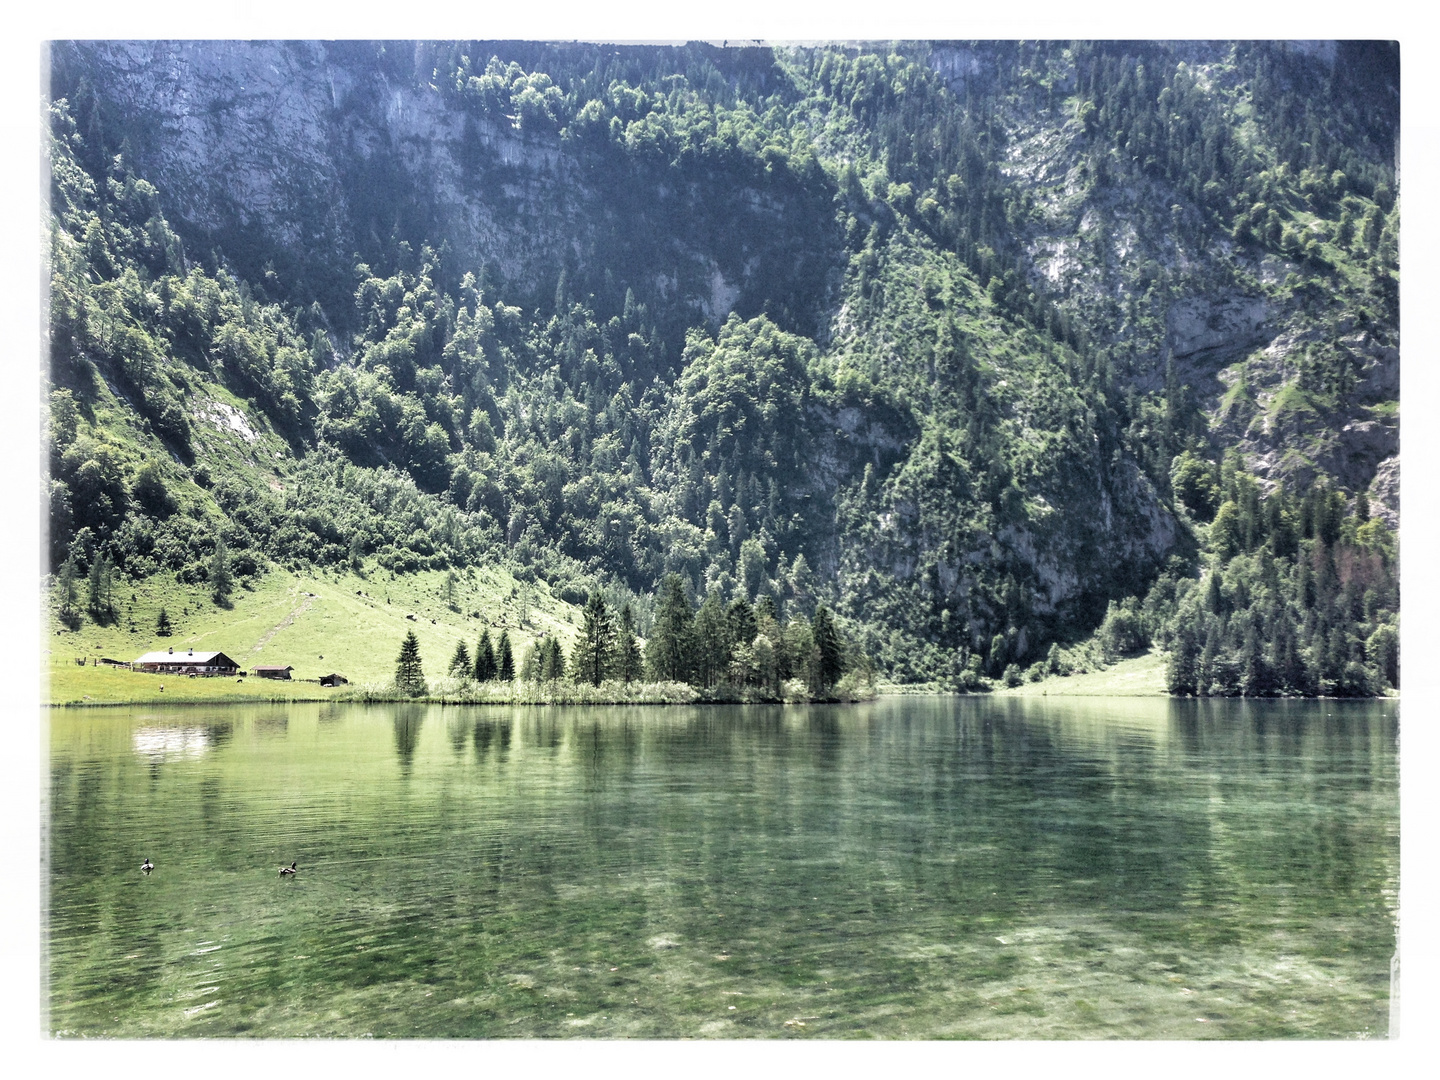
45 40 1399 696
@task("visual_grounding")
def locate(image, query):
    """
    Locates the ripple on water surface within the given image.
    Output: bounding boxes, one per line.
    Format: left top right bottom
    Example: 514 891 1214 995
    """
46 697 1398 1038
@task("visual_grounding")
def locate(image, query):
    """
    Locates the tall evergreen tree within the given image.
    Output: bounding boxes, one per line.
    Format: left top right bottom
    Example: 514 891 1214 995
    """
209 539 233 605
474 629 497 681
154 606 172 637
573 588 616 686
693 590 730 687
1239 623 1269 696
539 636 566 681
58 554 78 617
646 573 695 683
1166 620 1199 695
496 630 514 681
811 603 844 694
448 639 472 679
395 630 425 696
87 552 113 618
616 603 643 684
726 596 758 650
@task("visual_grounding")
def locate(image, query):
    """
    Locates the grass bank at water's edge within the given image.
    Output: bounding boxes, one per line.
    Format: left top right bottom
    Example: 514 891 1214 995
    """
996 650 1169 697
46 562 581 706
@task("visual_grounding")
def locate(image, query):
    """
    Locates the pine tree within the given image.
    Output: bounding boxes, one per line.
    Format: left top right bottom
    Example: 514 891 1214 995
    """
1205 568 1224 614
573 589 616 686
694 590 730 687
1166 619 1198 695
538 636 565 681
496 630 514 681
210 538 233 604
646 573 695 683
811 603 844 694
155 606 172 637
726 596 757 649
474 629 497 681
57 554 79 624
1239 623 1269 696
87 553 111 617
616 603 643 684
448 639 472 679
395 631 425 696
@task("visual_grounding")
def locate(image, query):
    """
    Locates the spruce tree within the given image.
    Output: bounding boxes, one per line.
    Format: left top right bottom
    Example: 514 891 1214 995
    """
155 606 172 637
616 603 643 684
811 603 844 694
210 538 233 605
474 629 497 681
573 589 616 686
58 554 78 613
538 636 565 681
395 630 425 696
496 630 514 681
726 596 757 649
87 553 113 618
1166 621 1199 695
646 573 695 683
86 555 102 614
694 590 730 688
1239 624 1269 696
448 639 472 679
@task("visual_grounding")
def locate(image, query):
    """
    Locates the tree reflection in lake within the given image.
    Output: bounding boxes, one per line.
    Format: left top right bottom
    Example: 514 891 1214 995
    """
47 697 1397 1039
391 705 425 775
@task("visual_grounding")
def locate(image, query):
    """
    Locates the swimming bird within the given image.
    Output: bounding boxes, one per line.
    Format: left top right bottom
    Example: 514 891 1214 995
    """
279 861 297 876
140 857 153 873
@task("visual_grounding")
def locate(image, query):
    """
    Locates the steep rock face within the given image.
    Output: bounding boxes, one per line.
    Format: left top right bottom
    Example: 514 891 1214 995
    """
920 42 1398 505
1166 295 1270 366
1214 324 1399 494
55 40 841 339
1368 455 1399 527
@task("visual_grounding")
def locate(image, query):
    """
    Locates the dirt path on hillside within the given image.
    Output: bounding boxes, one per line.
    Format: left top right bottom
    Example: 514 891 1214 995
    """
251 591 316 654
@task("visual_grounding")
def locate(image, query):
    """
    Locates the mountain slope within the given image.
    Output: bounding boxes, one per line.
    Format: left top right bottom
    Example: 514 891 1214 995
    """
45 40 1399 694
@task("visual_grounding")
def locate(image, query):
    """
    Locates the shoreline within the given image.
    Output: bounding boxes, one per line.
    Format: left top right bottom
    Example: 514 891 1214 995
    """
44 688 1397 708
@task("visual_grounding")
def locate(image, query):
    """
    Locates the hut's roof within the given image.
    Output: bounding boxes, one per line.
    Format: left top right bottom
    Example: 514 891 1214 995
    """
133 650 239 666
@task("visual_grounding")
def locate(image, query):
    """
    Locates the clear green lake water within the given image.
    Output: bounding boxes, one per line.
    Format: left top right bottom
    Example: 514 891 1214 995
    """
45 696 1398 1038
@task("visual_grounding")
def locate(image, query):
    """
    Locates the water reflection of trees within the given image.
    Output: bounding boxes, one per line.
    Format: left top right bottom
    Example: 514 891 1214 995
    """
392 706 425 776
517 697 1399 936
471 716 512 765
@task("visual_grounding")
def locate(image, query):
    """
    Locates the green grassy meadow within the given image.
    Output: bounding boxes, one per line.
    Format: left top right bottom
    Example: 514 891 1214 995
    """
47 562 583 706
47 562 1173 707
995 650 1170 698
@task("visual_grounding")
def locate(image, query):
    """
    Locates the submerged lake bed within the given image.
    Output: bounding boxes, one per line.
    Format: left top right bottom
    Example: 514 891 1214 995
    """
45 696 1398 1039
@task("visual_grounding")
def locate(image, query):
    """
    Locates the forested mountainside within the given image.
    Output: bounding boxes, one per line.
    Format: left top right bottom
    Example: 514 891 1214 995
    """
45 40 1399 694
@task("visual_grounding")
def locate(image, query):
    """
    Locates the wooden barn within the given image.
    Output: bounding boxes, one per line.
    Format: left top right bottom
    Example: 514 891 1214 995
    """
132 648 240 676
251 665 295 680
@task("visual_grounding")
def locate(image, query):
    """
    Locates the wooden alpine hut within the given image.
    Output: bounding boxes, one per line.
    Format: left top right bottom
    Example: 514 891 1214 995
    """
131 647 241 676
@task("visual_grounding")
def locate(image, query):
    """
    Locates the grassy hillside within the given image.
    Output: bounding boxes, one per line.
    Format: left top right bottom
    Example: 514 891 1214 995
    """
47 562 581 705
996 650 1169 698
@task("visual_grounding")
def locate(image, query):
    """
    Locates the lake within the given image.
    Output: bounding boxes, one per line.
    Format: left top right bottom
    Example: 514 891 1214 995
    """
45 696 1399 1038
